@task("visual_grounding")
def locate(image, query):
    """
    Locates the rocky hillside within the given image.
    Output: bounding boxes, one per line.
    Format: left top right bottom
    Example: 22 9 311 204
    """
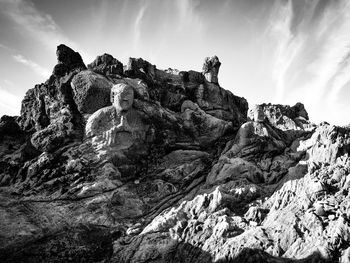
0 45 349 263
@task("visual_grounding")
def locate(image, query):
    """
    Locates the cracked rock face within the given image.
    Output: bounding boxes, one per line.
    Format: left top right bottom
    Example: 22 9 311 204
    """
0 45 349 263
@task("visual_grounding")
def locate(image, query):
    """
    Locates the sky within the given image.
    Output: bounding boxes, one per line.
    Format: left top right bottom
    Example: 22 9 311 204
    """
0 0 349 125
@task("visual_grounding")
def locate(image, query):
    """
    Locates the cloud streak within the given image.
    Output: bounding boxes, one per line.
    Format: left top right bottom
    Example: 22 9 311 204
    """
176 0 203 32
0 43 16 52
13 54 50 78
267 0 303 102
0 0 75 52
0 0 92 63
322 1 350 104
265 0 350 124
133 1 148 49
0 87 21 116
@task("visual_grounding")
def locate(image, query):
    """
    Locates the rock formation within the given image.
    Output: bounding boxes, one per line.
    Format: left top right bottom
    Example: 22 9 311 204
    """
202 56 221 84
0 45 349 263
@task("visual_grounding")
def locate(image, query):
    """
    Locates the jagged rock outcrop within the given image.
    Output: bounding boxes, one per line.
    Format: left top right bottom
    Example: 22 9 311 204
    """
0 44 349 263
202 56 221 84
87 53 123 77
53 44 86 77
21 75 84 152
248 102 313 131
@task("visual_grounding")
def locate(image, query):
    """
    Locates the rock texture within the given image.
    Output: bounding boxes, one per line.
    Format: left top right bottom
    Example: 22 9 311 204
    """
71 70 112 114
0 45 349 263
202 56 221 84
87 53 123 77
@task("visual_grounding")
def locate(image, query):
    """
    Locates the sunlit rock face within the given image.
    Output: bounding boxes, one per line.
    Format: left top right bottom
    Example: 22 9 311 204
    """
1 44 350 263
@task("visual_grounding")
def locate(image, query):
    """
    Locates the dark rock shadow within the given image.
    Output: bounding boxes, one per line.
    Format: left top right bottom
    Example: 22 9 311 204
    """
0 224 113 263
169 243 332 263
0 223 336 263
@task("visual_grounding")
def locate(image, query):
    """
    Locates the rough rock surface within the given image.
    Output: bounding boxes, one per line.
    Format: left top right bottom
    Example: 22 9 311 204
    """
53 44 86 77
202 56 221 84
0 45 349 263
71 70 113 114
87 53 124 77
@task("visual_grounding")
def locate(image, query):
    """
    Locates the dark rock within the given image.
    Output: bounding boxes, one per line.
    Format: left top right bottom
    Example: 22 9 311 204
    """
87 53 123 76
71 70 112 114
0 225 113 263
0 115 22 137
125 57 156 80
19 84 50 132
53 44 86 77
202 56 221 83
20 75 84 153
293 102 309 120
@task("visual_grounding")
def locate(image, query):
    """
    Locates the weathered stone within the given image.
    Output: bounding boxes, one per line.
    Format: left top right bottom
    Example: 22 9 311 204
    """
125 57 156 80
0 224 113 263
87 53 123 76
0 115 22 137
248 102 314 132
181 104 233 146
155 150 210 184
114 78 150 101
249 104 266 122
53 44 86 77
202 56 221 83
244 206 269 225
195 82 248 125
298 123 350 164
71 70 113 114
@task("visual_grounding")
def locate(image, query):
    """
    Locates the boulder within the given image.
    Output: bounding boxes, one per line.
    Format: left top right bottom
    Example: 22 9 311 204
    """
71 70 113 114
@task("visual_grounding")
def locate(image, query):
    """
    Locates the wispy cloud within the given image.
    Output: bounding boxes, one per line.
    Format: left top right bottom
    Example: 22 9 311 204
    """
133 1 148 49
0 87 21 116
0 0 74 51
13 54 50 78
265 0 350 124
267 0 303 101
0 43 15 52
176 0 203 32
321 1 350 104
0 0 92 62
3 79 14 86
